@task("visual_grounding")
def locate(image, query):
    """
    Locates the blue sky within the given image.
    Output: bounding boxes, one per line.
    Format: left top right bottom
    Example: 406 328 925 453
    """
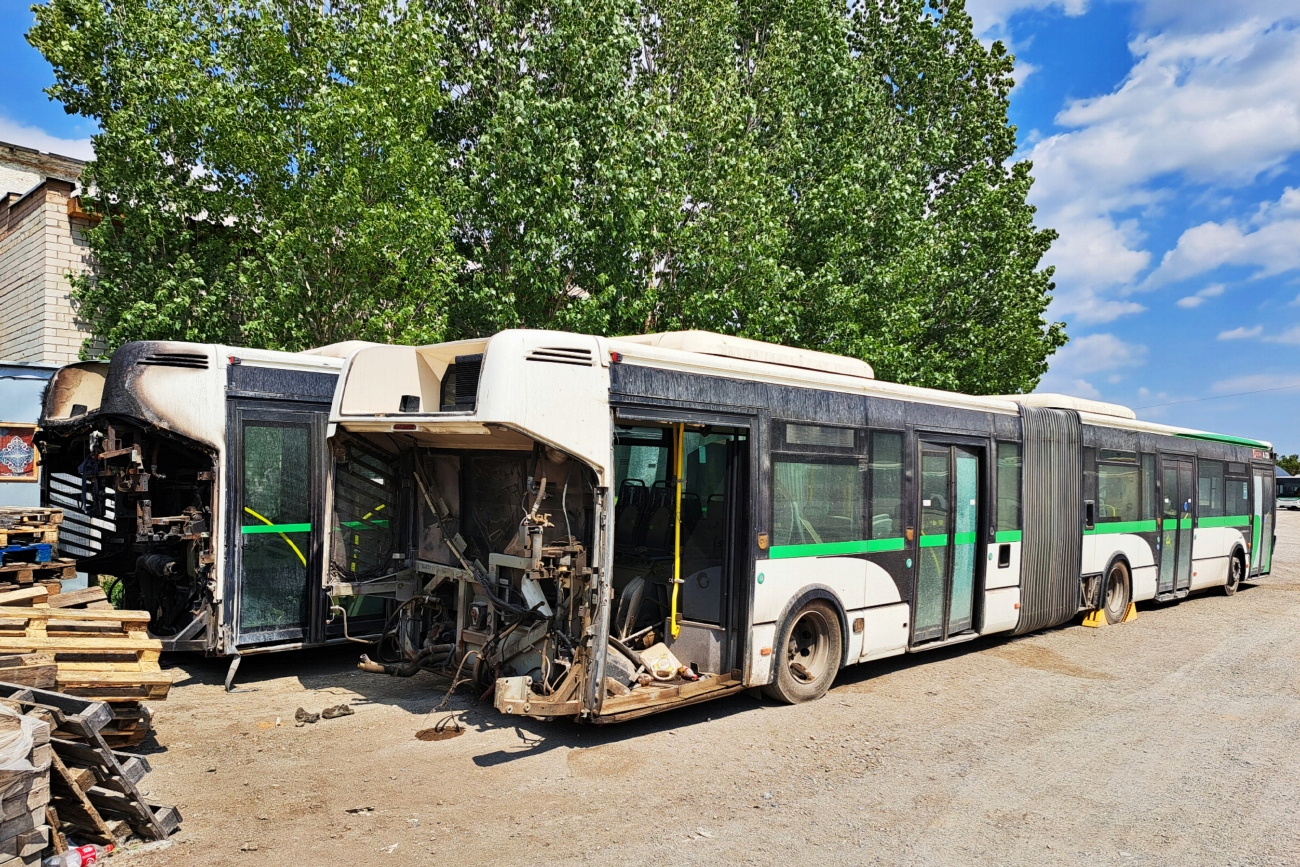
969 0 1300 453
3 1 1300 451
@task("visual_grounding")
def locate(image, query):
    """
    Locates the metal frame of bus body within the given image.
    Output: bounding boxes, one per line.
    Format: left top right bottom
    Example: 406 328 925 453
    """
37 340 375 663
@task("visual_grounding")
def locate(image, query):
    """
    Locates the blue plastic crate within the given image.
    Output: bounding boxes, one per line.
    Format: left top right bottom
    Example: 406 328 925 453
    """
0 543 53 565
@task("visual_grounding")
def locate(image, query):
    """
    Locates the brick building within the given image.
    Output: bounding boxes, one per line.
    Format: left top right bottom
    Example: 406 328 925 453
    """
0 140 96 364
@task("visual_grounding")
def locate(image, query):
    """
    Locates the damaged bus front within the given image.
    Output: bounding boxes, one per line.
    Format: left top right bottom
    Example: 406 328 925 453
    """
329 332 750 722
38 340 381 675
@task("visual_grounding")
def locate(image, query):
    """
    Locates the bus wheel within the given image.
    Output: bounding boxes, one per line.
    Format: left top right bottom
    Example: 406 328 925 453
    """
1103 561 1132 625
1222 553 1244 596
763 600 842 704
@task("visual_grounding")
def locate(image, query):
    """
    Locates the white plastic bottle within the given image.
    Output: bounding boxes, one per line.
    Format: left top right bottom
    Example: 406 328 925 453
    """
42 843 114 866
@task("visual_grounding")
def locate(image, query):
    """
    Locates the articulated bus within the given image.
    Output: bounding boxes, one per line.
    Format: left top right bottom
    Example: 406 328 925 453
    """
326 330 1276 721
37 339 384 687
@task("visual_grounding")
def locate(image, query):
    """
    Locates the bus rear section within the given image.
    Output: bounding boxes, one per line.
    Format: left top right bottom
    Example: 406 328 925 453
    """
38 341 371 670
330 333 751 721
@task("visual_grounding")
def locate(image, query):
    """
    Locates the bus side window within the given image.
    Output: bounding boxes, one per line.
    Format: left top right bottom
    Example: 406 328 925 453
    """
996 441 1021 535
1198 460 1225 517
869 432 903 539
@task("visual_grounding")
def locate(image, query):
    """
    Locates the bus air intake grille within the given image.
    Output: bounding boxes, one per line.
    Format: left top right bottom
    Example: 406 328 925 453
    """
526 347 594 367
137 352 209 369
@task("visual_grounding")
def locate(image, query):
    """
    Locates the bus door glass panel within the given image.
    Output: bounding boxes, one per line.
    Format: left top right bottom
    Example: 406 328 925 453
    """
914 443 979 643
238 417 313 643
1263 474 1274 572
679 430 745 625
1157 458 1192 594
1176 462 1193 591
1252 470 1274 573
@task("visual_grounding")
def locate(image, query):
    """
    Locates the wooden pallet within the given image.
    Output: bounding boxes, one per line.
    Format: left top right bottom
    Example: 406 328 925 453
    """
0 547 52 569
0 561 77 592
0 607 171 703
0 684 179 842
0 509 63 529
0 529 58 549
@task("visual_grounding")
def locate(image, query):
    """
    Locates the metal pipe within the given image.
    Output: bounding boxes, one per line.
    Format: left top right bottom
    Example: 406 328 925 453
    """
670 422 684 639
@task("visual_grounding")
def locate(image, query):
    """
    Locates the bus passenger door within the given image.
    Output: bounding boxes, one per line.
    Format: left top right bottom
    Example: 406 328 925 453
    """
231 406 326 647
1157 457 1194 597
1251 469 1274 575
913 442 980 644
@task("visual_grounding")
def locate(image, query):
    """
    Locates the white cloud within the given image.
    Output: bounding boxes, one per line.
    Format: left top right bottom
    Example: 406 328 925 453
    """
1264 326 1300 345
1037 332 1148 397
1175 283 1225 308
965 0 1089 38
0 116 93 162
1217 325 1262 340
1148 188 1300 287
1023 12 1300 321
1212 373 1300 393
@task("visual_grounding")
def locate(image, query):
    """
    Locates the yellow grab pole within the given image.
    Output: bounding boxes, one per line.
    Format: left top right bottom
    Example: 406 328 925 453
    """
670 423 685 639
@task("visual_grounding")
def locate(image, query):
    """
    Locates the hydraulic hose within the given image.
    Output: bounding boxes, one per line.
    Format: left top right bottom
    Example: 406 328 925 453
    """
358 644 453 677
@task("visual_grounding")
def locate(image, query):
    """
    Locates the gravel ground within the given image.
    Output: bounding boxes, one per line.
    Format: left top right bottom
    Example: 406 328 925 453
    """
119 512 1300 866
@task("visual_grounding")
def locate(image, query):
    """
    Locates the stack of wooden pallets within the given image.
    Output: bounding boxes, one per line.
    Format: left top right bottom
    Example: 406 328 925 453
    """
0 706 52 866
0 509 170 748
0 683 180 853
0 599 169 749
0 510 77 597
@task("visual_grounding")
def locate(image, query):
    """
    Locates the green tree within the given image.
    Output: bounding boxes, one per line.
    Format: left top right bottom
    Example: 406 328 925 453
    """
30 0 1064 393
1277 454 1300 476
30 0 459 351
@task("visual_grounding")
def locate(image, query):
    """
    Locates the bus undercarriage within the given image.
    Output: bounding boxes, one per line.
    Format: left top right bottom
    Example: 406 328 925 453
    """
40 419 219 649
333 423 750 721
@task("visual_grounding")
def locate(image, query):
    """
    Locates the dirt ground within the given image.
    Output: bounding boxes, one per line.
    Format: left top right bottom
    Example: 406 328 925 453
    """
119 512 1300 866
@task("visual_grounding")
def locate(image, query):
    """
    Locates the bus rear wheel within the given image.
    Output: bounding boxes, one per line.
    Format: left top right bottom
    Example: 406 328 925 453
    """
1222 552 1244 596
762 600 842 704
1103 561 1132 625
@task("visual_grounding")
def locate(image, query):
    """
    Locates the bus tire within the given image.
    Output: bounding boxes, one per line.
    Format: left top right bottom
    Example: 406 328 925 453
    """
1222 551 1244 596
762 600 842 704
1102 560 1132 625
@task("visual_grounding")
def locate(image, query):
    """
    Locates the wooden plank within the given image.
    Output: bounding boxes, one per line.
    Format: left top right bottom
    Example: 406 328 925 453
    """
46 750 114 846
45 589 110 610
0 589 46 607
46 805 67 853
0 663 56 690
0 636 159 653
0 606 149 624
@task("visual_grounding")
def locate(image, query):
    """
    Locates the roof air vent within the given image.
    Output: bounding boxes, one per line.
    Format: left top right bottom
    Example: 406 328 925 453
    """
526 346 594 367
138 352 209 370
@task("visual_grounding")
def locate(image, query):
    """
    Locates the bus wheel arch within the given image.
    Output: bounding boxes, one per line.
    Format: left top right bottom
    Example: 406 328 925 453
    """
1101 555 1133 625
1223 546 1246 596
762 588 847 704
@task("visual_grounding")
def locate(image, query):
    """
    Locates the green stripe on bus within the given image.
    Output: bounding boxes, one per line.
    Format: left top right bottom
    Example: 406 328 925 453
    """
953 532 977 545
1178 517 1193 530
241 523 312 534
340 520 390 529
1084 519 1158 535
1197 515 1251 528
919 535 948 548
994 530 1022 543
768 537 906 559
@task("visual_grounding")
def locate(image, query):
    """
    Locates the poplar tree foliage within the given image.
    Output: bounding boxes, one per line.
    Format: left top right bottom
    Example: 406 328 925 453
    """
29 0 1065 392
